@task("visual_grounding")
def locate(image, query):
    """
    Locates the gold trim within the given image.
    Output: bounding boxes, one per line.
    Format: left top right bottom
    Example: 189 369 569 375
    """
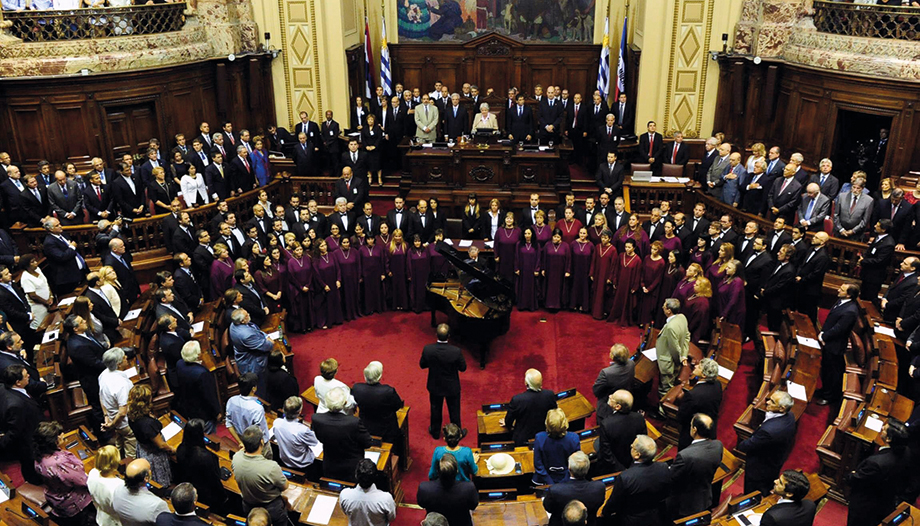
309 0 322 114
278 0 293 126
696 0 714 135
663 0 681 134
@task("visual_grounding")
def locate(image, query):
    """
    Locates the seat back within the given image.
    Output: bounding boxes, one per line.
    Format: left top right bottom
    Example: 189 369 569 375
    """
661 163 684 177
630 163 651 174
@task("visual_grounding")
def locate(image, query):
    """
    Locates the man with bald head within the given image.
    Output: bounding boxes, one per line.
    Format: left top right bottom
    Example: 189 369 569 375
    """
768 163 803 222
500 368 557 446
797 182 831 232
602 435 671 524
598 389 647 472
795 231 831 324
409 198 434 243
721 152 744 207
113 459 170 526
882 256 920 324
669 413 723 518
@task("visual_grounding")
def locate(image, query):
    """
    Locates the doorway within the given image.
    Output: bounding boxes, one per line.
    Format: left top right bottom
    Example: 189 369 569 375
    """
832 109 892 191
103 99 161 164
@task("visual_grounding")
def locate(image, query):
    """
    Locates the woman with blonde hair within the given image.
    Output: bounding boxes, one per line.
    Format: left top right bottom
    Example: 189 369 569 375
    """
686 277 713 344
706 242 735 283
97 266 123 317
532 408 580 485
587 212 608 245
127 384 175 486
673 262 703 307
614 213 650 258
873 177 893 202
387 229 410 311
745 142 766 174
87 445 122 526
532 209 551 247
481 198 503 241
714 260 745 326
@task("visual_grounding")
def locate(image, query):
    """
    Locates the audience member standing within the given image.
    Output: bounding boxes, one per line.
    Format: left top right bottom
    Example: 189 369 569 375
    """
352 360 404 447
500 368 557 446
417 453 479 526
668 414 723 518
98 347 137 458
0 365 44 484
601 435 671 526
655 298 690 413
339 459 397 526
312 387 374 482
736 391 796 496
112 459 169 526
542 452 605 526
676 359 723 450
761 470 816 526
231 426 288 526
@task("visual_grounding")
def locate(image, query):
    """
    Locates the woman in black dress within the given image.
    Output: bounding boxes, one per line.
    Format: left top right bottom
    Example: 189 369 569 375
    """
461 193 481 239
127 384 175 486
362 113 384 186
175 419 227 514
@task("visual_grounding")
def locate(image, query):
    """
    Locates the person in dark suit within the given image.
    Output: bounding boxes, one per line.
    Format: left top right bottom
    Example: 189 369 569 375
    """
846 418 911 526
351 360 404 445
507 95 534 143
83 172 113 222
408 199 435 243
186 139 211 175
764 146 786 181
63 314 107 421
765 217 792 257
592 344 635 424
227 146 255 196
220 121 238 149
383 97 407 169
357 202 382 238
736 391 797 496
157 314 192 397
111 163 147 218
84 273 121 335
595 114 621 168
598 390 647 473
612 93 635 136
602 435 671 526
341 139 369 183
796 183 831 233
760 243 797 331
42 217 88 296
767 164 803 223
0 166 27 224
542 451 605 526
519 194 546 230
420 324 467 438
795 232 832 324
676 359 723 450
873 188 913 248
327 200 356 238
696 137 719 185
204 152 229 201
564 94 590 164
0 365 45 484
0 332 46 398
155 288 192 333
155 483 207 526
138 148 163 187
637 121 665 171
191 231 215 296
171 212 196 256
320 110 342 173
293 111 321 150
176 342 221 433
669 414 723 519
311 386 374 482
760 470 817 526
173 253 203 313
0 266 33 340
498 369 557 446
417 453 479 526
19 175 50 227
386 196 410 235
292 132 315 178
741 237 774 336
234 270 269 327
662 132 691 166
808 158 841 202
104 237 141 307
596 151 625 197
333 167 368 212
814 283 861 406
47 170 83 226
859 219 896 303
882 257 919 325
443 94 468 140
739 160 772 215
196 122 214 151
349 96 368 134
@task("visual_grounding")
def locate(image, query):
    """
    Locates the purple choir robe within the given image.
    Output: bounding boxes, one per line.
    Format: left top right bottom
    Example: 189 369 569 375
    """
334 248 361 321
569 240 594 311
427 244 450 277
515 242 541 311
255 267 284 313
377 234 392 248
685 296 712 344
557 219 583 245
655 264 686 327
532 224 552 248
541 242 571 310
351 235 368 248
325 236 341 253
407 247 431 313
615 228 651 258
587 225 606 245
285 256 313 332
495 227 521 282
386 244 410 310
607 252 643 325
359 245 387 315
209 259 235 301
716 277 746 326
688 248 712 271
707 261 728 284
637 256 666 325
660 236 682 259
590 244 617 320
312 253 344 327
672 277 697 308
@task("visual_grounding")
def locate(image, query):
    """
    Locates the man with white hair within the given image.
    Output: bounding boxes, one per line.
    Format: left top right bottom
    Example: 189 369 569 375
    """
797 183 831 232
328 196 356 236
444 93 468 139
352 361 405 446
229 308 273 392
98 347 136 456
736 390 796 495
808 157 840 201
542 452 605 526
601 435 671 524
176 341 222 434
311 386 374 482
655 298 690 414
676 358 723 449
500 368 557 446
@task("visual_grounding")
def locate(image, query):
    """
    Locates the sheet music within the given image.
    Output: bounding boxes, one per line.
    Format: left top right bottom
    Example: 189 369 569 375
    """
305 495 338 525
161 422 182 442
787 381 807 401
58 296 77 307
124 308 142 321
641 348 657 361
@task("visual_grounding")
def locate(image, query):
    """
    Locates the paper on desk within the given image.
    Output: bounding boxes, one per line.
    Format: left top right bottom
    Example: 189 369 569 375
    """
0 489 8 504
124 366 138 379
649 176 662 183
191 321 204 334
58 296 77 307
787 381 807 401
364 451 381 464
796 335 820 348
309 442 324 458
443 239 454 246
538 146 550 151
161 422 182 442
718 365 734 380
641 348 657 361
865 414 884 432
734 510 762 526
347 132 360 137
458 240 473 248
484 241 494 249
305 495 338 526
422 143 433 148
875 325 896 338
42 330 59 344
124 308 142 321
268 331 281 341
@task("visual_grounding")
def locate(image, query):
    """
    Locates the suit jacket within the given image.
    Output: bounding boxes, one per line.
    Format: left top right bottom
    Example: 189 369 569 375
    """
235 284 269 327
420 342 466 397
417 480 479 526
159 329 192 373
846 446 911 526
598 410 647 472
349 105 369 134
608 210 629 233
760 500 816 526
0 351 46 398
155 513 207 526
321 119 342 151
328 210 356 237
764 158 786 180
587 102 610 134
414 104 440 141
291 141 315 178
637 132 665 164
565 103 589 139
84 288 121 329
383 106 407 144
110 175 146 217
596 162 625 195
796 247 831 299
669 439 723 516
706 155 731 196
147 180 178 212
0 282 32 334
742 250 774 292
66 334 107 404
797 193 831 231
508 105 534 141
506 388 557 446
341 151 369 181
612 100 635 135
47 180 83 221
766 229 792 257
227 156 255 193
351 382 403 442
656 314 690 376
385 208 410 234
874 198 914 244
697 149 718 184
835 191 874 237
601 460 671 526
595 124 621 158
761 262 797 311
443 104 469 139
883 273 919 324
176 359 222 422
172 225 197 257
333 177 368 208
42 234 86 288
808 172 841 201
768 177 803 219
0 385 43 457
138 160 163 187
19 186 49 226
663 141 690 165
105 252 141 306
676 381 723 449
642 219 665 243
156 303 191 332
173 268 203 313
0 179 26 222
408 211 435 243
294 121 321 149
537 99 564 136
860 234 896 285
740 171 773 215
543 478 606 526
821 300 859 355
83 184 113 220
311 411 373 481
204 163 229 200
186 148 211 175
736 412 796 493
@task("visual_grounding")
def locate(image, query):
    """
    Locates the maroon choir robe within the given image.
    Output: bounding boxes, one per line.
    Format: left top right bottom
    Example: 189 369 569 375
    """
386 244 410 310
715 277 746 326
210 259 235 302
672 277 697 308
407 247 431 313
334 248 361 321
427 244 450 277
358 245 387 315
325 236 341 253
255 266 284 313
590 244 617 320
637 256 666 325
532 224 552 248
685 296 712 344
688 248 712 271
588 225 606 245
614 228 651 258
285 256 314 332
557 219 583 245
607 252 643 325
312 253 344 327
655 264 686 327
569 240 594 311
707 261 728 284
515 242 541 311
495 227 521 282
541 242 571 310
659 236 682 259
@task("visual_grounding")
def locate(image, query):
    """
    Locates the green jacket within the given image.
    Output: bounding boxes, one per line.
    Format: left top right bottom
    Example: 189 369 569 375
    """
656 313 690 375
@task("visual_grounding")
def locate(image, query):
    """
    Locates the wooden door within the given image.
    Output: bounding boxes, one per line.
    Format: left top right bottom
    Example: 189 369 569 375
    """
103 100 160 163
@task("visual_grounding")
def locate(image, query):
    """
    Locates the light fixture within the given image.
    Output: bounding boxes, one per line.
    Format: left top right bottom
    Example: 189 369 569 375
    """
228 53 236 62
753 56 762 65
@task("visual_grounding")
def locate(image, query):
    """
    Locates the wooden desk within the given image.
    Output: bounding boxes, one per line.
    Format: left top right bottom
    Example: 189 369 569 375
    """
287 484 350 526
881 502 920 525
471 498 548 526
60 428 96 472
476 391 595 445
709 473 827 525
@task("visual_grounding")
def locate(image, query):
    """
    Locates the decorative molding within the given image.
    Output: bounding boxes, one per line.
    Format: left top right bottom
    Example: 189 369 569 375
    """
476 39 512 56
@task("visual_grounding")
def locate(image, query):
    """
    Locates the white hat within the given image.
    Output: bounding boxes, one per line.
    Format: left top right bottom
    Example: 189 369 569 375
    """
486 453 515 475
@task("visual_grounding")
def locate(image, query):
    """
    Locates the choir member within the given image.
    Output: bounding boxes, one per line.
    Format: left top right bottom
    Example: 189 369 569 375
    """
590 229 617 320
688 235 712 271
428 230 450 277
481 198 503 241
673 262 703 307
326 223 343 253
387 229 410 311
659 219 682 259
461 193 481 239
359 235 387 315
707 243 734 284
209 243 234 300
587 213 608 245
281 233 298 260
494 212 521 282
715 260 745 327
608 238 643 326
557 207 583 244
313 239 344 329
407 234 431 314
570 228 594 313
362 114 384 186
254 255 283 313
334 237 361 321
686 277 713 344
285 241 313 333
533 210 552 247
614 214 650 258
656 250 686 327
351 223 368 248
429 198 447 234
638 241 666 326
541 229 571 311
377 221 392 247
515 227 541 311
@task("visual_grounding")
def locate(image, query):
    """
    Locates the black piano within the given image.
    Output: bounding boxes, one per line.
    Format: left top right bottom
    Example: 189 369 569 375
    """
426 241 514 368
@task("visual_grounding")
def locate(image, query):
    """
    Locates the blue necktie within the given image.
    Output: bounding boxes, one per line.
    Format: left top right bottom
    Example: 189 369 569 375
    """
805 199 815 221
61 184 68 198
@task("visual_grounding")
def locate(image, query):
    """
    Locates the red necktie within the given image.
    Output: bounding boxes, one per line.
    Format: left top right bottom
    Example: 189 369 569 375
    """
346 179 351 191
648 134 654 156
896 273 905 286
243 158 250 172
96 186 102 201
672 144 678 164
228 134 235 145
780 178 790 195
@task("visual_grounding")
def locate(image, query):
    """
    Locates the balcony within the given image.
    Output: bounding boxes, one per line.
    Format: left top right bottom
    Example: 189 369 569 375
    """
2 2 186 42
814 0 920 41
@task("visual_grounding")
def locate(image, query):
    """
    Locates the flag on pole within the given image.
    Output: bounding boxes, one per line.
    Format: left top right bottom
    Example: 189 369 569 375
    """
380 16 393 97
614 15 628 100
364 17 376 99
596 16 610 100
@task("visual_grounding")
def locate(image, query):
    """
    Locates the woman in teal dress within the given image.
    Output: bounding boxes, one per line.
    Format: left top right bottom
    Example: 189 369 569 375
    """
428 423 479 481
398 0 432 40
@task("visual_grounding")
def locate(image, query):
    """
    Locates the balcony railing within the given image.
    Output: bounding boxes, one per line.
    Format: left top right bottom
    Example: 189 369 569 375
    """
2 2 186 43
814 0 920 41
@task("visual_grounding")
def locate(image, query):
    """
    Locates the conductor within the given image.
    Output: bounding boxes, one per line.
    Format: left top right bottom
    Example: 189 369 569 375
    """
421 323 467 439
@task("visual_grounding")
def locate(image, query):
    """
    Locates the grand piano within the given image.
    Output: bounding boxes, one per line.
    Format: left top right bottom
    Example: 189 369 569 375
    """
426 241 514 368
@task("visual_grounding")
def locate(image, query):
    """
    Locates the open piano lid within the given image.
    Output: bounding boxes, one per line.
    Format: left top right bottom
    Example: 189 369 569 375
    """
434 241 514 313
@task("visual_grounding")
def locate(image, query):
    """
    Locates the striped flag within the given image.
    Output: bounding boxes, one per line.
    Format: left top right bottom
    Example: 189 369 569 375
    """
597 16 610 100
379 16 393 97
614 15 628 100
363 17 375 99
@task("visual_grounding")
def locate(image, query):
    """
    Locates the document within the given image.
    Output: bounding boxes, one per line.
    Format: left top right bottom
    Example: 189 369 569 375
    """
865 414 884 432
161 422 182 442
443 239 454 246
718 365 734 380
641 348 657 361
875 325 896 338
309 442 324 458
42 330 59 344
124 308 142 321
364 451 381 464
458 239 473 248
796 335 820 348
268 331 282 341
484 241 494 249
124 366 138 379
734 510 762 526
191 321 205 335
787 381 807 401
305 495 338 525
58 296 77 307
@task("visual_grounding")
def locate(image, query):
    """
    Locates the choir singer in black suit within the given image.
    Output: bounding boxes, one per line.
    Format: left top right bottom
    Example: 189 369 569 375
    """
499 368 557 446
420 323 466 439
668 414 723 519
760 470 816 526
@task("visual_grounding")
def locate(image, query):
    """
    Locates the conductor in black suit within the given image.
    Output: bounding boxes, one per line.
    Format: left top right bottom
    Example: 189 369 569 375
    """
311 386 373 482
637 121 665 171
761 470 816 526
542 452 606 526
499 369 557 446
0 365 45 484
592 344 635 424
846 418 910 526
595 151 625 197
420 323 467 439
601 435 671 526
676 359 723 450
814 283 860 406
668 414 723 519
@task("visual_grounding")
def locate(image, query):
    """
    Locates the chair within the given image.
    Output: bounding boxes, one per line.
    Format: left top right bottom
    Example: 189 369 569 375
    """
661 164 684 177
630 163 651 174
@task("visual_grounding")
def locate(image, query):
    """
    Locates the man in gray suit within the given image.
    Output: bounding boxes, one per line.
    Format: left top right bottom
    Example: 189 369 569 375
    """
656 298 690 415
797 183 831 232
808 158 841 202
705 142 731 197
414 94 440 142
668 413 723 519
834 176 873 240
47 170 84 225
